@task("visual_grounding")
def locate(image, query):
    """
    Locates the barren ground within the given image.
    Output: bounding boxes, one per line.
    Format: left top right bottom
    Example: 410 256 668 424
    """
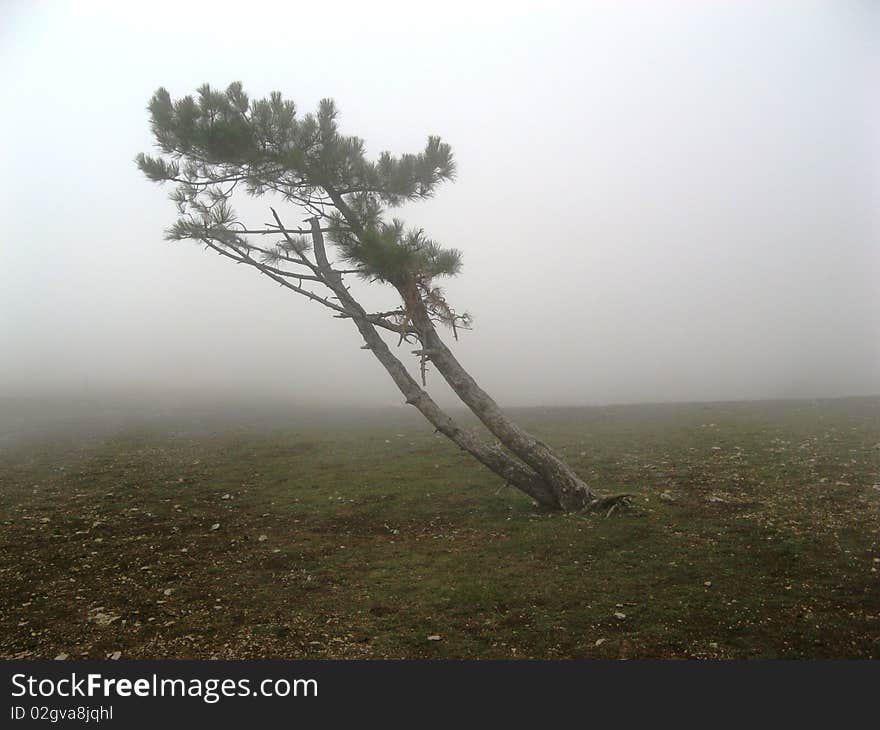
1 397 878 659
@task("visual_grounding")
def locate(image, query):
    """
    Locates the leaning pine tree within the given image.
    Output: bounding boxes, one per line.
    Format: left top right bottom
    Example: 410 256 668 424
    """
137 82 628 512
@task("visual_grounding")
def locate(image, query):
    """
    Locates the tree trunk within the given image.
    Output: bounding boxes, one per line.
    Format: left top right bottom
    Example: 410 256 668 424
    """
306 221 559 508
397 278 596 511
319 191 596 511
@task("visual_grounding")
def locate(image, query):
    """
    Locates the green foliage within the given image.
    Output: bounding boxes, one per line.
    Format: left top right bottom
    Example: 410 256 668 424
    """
137 82 458 287
331 219 462 286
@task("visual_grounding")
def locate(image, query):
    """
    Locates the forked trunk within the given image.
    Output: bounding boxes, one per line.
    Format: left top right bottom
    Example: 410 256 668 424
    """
317 196 595 511
306 220 559 508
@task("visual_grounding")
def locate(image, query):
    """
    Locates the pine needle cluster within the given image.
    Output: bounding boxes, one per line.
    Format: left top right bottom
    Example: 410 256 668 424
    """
136 82 464 325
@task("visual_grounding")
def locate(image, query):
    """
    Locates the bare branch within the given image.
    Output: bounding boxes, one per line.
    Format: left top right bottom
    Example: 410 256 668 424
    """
229 225 332 236
199 238 348 316
199 232 413 338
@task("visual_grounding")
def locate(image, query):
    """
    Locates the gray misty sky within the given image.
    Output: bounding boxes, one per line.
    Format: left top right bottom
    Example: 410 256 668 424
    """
1 0 878 408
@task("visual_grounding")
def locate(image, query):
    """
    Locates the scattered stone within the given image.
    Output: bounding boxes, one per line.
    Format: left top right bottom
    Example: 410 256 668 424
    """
163 588 173 596
210 523 220 531
594 638 606 647
221 494 232 500
54 653 68 660
108 651 122 660
258 534 268 542
613 612 627 620
659 491 676 503
89 611 121 627
704 581 712 587
427 635 442 641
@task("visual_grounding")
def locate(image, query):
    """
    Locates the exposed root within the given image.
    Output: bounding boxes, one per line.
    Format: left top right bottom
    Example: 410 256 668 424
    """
586 493 635 516
529 490 636 515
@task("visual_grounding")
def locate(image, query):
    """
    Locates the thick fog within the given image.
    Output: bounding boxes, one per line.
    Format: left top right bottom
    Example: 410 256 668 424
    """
2 0 877 410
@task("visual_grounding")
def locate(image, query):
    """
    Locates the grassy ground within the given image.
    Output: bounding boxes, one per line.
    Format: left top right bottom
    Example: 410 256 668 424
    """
1 397 878 659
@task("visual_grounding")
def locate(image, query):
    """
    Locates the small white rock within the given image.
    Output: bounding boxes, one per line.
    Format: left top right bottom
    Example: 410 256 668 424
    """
89 611 121 626
210 523 220 531
54 653 68 661
108 651 122 660
258 534 268 542
427 635 442 641
613 612 627 620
